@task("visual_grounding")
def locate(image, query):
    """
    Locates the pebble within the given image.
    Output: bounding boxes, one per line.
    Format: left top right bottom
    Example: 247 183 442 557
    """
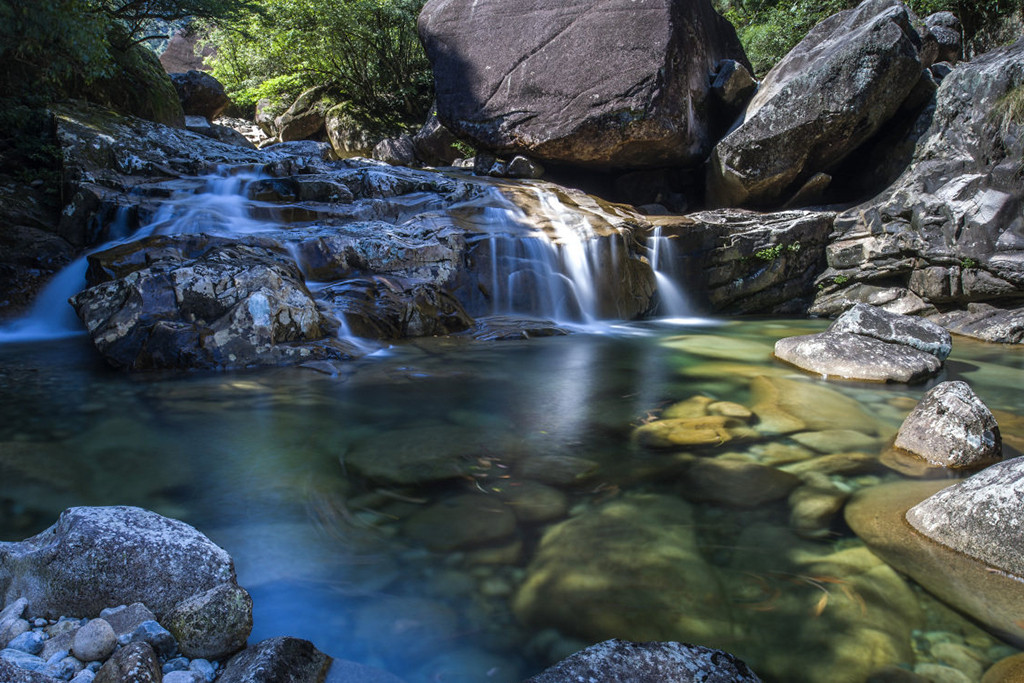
130 620 177 658
190 658 217 682
8 629 46 654
164 656 190 672
164 671 202 683
46 649 71 665
70 671 96 683
33 619 49 628
1 647 48 671
73 618 117 661
46 655 85 680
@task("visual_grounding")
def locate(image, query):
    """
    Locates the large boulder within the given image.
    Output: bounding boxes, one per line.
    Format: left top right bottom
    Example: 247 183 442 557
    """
275 88 329 143
811 38 1024 343
325 103 377 158
418 0 750 169
524 639 762 683
773 303 950 383
894 381 1002 468
0 506 238 618
707 0 926 208
170 71 230 122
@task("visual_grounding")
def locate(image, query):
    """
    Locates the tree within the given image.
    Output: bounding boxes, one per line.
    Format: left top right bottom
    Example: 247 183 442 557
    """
204 0 433 132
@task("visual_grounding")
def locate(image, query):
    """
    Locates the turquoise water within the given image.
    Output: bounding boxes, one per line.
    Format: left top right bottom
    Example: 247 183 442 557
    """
1 319 1022 682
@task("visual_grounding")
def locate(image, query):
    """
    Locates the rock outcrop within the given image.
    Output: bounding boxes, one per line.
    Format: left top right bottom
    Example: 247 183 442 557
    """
524 639 762 683
894 380 1002 468
812 38 1024 343
419 0 750 169
773 303 951 382
707 0 927 208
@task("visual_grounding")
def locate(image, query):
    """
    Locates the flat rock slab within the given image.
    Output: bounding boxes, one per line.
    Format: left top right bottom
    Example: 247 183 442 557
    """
419 0 749 169
906 455 1024 575
831 302 952 360
774 331 942 383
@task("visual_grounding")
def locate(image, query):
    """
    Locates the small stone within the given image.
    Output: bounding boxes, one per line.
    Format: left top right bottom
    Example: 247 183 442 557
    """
0 618 30 648
164 671 202 683
70 671 95 683
894 381 1002 469
506 156 545 179
0 647 47 672
72 619 116 662
914 663 973 683
45 655 84 681
32 620 47 629
7 631 45 655
46 650 70 666
129 621 177 659
189 658 216 682
94 642 161 683
163 656 190 673
708 401 753 420
40 630 76 663
662 396 714 419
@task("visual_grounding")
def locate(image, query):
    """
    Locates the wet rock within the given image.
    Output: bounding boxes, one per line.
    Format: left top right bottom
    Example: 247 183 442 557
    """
791 429 881 454
984 653 1024 682
788 475 849 539
651 209 835 314
708 0 926 207
811 39 1024 341
894 381 1002 468
169 71 230 122
906 455 1024 576
419 0 749 169
71 619 116 661
402 494 517 551
524 639 762 682
846 480 1024 646
681 458 801 507
219 637 330 683
513 494 731 645
517 455 598 487
162 582 252 660
0 506 236 619
8 630 45 655
781 452 885 478
633 415 759 449
662 396 715 419
663 335 774 362
749 376 881 435
353 597 458 665
94 642 161 683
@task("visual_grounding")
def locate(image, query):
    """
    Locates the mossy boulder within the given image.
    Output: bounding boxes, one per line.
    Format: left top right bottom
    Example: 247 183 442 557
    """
86 38 185 128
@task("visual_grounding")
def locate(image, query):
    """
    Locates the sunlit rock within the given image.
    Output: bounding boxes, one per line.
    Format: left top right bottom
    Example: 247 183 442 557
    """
708 0 926 207
749 376 882 436
894 381 1002 468
632 415 759 449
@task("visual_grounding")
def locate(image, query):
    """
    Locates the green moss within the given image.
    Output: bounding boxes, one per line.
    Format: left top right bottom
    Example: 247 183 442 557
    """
995 85 1024 126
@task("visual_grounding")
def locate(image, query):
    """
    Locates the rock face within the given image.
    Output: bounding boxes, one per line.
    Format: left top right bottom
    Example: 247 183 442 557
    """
524 639 762 683
773 303 951 382
907 456 1024 575
651 209 835 314
894 381 1002 468
812 38 1024 343
708 0 926 207
418 0 750 169
170 71 231 122
0 506 238 618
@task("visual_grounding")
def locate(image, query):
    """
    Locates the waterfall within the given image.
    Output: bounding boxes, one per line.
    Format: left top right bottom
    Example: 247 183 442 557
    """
648 225 697 322
0 170 267 344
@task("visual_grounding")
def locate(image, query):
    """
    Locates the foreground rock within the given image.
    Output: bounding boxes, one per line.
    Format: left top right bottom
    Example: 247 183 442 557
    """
524 639 762 682
419 0 749 169
894 381 1002 468
0 506 243 620
774 303 950 382
812 38 1024 343
708 0 927 207
847 480 1024 647
907 455 1023 575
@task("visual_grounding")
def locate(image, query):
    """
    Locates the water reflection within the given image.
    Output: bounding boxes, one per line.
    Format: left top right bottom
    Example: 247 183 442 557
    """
0 321 1022 682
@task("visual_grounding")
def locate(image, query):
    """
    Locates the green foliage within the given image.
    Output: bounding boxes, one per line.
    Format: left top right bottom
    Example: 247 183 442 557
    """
753 241 801 261
203 0 432 131
960 257 978 269
995 85 1024 126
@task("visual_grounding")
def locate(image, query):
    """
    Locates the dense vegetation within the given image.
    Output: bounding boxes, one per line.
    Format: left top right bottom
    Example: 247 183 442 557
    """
714 0 1023 75
201 0 432 133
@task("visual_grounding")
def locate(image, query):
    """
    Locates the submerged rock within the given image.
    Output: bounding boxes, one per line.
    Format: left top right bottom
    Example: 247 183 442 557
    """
401 494 517 552
749 375 882 435
419 0 749 169
894 381 1002 468
708 0 926 207
524 639 762 682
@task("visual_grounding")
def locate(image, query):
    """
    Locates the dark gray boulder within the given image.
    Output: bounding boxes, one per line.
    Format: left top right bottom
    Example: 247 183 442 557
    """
894 380 1002 468
218 637 331 683
170 71 230 122
906 455 1024 575
524 639 761 683
372 134 417 167
418 0 750 169
707 0 926 208
412 104 463 166
924 12 962 64
811 38 1024 344
0 506 237 619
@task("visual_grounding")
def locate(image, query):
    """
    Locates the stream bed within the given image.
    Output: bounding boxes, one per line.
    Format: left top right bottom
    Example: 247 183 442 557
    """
1 318 1023 682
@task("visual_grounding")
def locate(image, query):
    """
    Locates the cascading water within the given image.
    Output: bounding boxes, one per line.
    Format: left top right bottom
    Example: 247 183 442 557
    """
0 170 269 343
648 225 702 323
